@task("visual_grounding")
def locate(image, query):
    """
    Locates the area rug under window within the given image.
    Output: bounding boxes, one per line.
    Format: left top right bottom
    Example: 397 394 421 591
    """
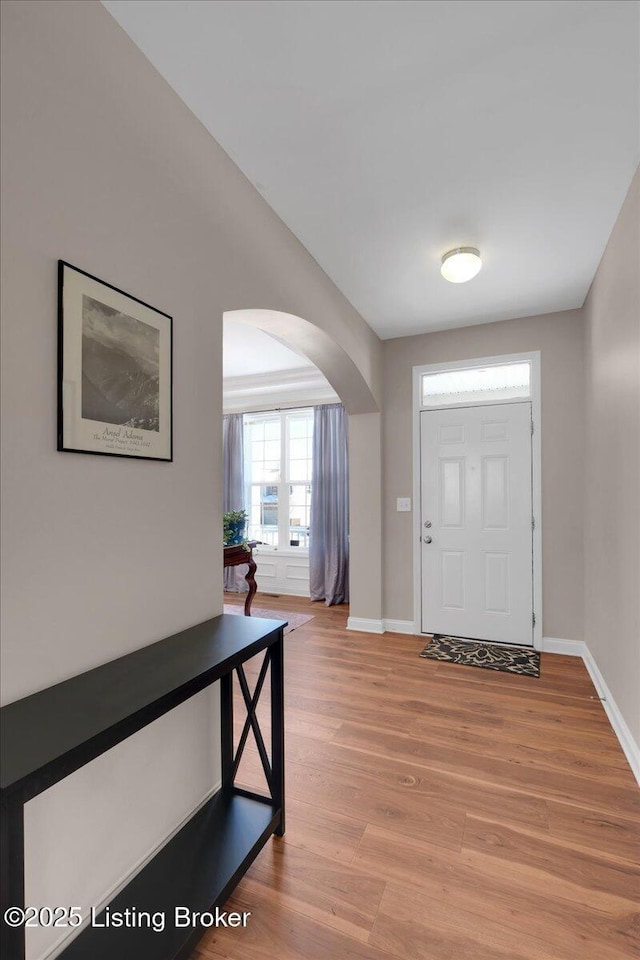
223 604 314 636
420 634 540 677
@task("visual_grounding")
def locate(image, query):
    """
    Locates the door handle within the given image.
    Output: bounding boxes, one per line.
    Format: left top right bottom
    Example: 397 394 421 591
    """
424 536 432 544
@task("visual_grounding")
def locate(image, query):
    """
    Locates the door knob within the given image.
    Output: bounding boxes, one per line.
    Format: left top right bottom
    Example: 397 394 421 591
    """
424 536 432 544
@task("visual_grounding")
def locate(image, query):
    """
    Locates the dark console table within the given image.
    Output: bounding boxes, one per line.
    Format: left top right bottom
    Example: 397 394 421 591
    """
0 613 286 960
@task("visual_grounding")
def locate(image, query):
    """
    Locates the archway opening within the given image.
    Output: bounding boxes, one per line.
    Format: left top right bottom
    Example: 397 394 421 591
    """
222 309 382 629
224 309 379 415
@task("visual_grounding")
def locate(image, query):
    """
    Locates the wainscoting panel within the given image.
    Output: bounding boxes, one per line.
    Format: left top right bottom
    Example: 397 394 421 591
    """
253 550 310 598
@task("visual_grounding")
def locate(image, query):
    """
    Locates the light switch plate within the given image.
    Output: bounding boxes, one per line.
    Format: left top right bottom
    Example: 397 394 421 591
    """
396 497 411 512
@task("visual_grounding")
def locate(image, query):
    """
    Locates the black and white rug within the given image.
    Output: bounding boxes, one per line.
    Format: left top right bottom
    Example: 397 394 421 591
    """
419 634 540 677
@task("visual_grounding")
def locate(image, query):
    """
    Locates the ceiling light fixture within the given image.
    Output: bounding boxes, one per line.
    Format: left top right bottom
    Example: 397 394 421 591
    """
440 247 482 283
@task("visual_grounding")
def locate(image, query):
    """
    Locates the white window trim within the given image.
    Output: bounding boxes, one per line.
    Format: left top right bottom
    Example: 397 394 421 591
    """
244 408 312 555
412 351 542 650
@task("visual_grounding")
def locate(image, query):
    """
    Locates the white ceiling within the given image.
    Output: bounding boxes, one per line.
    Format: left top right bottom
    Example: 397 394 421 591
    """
223 319 338 409
104 0 639 339
223 320 312 377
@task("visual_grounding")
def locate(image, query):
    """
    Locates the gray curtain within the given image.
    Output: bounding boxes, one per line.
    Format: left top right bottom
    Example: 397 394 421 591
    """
309 403 349 605
223 413 246 592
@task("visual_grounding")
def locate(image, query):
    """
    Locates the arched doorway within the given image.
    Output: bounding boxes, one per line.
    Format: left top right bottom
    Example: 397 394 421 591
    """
224 309 383 630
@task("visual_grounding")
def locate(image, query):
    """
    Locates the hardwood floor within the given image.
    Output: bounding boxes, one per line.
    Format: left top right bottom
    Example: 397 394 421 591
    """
192 595 639 960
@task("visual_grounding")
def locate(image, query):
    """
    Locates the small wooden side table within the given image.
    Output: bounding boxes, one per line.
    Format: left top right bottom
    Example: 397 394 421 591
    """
223 540 258 615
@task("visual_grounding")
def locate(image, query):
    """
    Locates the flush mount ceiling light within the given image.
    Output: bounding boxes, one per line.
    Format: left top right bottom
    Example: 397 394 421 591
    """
440 247 482 283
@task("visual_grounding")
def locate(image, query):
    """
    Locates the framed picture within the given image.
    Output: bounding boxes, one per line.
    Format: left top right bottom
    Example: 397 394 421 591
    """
58 261 173 461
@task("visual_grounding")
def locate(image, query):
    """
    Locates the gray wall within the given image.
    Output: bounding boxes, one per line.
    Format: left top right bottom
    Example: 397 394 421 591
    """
382 310 585 640
584 167 640 746
0 2 380 957
349 412 384 624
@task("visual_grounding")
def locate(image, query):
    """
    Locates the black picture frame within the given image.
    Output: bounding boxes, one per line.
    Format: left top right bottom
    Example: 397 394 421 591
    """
57 260 173 462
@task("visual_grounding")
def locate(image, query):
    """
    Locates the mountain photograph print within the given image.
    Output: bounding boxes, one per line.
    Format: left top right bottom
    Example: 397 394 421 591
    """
81 295 160 432
58 262 172 461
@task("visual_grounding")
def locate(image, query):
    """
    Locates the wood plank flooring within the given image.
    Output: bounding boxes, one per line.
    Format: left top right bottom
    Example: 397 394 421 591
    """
192 595 639 960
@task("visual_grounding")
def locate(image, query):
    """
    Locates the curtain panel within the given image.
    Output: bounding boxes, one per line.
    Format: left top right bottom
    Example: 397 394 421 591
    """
309 403 349 605
223 413 246 592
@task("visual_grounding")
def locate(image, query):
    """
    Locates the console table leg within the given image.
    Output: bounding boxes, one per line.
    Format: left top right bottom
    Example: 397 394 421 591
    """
270 632 285 836
1 797 25 960
220 673 234 796
243 554 257 616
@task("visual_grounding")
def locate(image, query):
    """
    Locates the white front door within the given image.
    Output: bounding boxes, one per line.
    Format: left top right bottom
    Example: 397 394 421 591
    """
420 402 534 646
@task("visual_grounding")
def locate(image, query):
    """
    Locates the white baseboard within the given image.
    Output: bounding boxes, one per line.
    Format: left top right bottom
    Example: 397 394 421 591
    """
540 636 586 656
346 617 385 634
542 636 639 788
383 619 417 634
42 783 221 960
348 618 417 635
581 646 640 787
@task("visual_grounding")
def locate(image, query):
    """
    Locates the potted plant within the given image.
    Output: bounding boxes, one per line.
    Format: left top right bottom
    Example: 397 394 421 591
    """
223 509 248 546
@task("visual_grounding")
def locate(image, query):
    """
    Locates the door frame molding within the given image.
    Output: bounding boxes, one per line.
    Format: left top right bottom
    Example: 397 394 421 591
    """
412 351 542 649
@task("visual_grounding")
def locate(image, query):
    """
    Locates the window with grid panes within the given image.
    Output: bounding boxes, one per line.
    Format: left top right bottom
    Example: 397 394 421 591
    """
243 409 313 550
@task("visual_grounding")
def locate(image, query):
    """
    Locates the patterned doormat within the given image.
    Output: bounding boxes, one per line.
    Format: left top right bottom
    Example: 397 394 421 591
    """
420 634 540 677
223 604 315 635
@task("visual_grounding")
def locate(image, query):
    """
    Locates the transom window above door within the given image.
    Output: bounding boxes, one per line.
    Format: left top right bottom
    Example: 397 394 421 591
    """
421 362 531 408
244 408 313 550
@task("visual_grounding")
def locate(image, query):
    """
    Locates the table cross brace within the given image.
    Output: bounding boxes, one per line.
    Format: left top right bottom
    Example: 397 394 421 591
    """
233 652 273 793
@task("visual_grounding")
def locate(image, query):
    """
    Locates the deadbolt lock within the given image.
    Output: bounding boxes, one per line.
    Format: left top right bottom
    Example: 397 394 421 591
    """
424 520 432 528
